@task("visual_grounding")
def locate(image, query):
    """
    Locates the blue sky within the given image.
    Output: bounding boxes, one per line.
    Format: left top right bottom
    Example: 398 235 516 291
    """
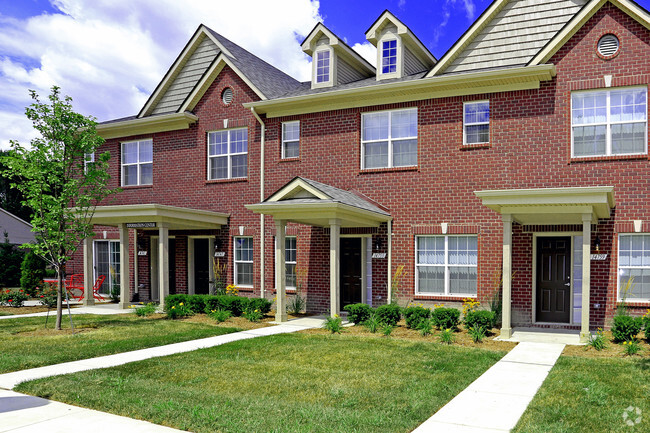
0 0 649 149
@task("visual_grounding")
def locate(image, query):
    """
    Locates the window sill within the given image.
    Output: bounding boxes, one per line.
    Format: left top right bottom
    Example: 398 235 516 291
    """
236 286 254 292
206 177 248 185
279 157 300 163
616 301 650 307
359 166 418 175
121 184 153 190
460 142 490 150
569 153 648 164
413 295 477 302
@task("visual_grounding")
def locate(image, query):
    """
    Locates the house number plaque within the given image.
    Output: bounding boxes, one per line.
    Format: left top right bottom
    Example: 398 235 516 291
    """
590 254 607 261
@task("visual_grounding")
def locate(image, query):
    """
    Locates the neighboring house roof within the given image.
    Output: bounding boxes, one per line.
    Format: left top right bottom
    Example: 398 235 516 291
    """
0 208 34 245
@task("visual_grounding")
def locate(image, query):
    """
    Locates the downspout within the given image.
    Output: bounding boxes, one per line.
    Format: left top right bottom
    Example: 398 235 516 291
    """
387 219 392 304
250 107 266 299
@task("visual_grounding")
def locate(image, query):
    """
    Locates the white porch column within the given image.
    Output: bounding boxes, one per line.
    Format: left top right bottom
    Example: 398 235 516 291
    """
82 237 95 306
501 214 513 339
580 213 592 343
330 219 341 317
274 220 287 322
158 224 170 308
118 224 130 309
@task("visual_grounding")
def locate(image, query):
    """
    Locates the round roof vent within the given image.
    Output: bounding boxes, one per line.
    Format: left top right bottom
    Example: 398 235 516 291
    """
597 34 619 57
221 87 233 105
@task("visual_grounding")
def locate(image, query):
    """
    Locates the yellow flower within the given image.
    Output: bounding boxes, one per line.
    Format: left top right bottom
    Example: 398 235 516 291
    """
179 302 184 306
172 306 176 310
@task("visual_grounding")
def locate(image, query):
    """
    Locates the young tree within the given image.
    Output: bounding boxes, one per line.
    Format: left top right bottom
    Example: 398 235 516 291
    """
1 86 117 330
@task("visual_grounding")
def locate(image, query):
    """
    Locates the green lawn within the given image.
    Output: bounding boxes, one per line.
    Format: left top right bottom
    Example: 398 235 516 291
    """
0 314 240 374
514 356 650 432
17 333 505 433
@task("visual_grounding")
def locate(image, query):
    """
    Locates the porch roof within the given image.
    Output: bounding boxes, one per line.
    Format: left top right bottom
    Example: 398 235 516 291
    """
474 186 616 225
88 204 229 230
246 177 391 227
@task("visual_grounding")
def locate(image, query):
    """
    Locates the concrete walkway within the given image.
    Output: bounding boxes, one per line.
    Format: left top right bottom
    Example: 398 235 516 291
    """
0 302 128 320
0 317 324 432
413 341 566 432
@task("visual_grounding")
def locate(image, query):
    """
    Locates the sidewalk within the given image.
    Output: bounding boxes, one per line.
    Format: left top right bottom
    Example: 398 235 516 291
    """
413 341 566 432
0 317 324 432
0 302 128 320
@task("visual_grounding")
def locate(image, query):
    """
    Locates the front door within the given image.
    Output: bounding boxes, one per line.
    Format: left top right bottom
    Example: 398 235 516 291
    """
536 236 571 323
340 238 362 309
194 238 210 294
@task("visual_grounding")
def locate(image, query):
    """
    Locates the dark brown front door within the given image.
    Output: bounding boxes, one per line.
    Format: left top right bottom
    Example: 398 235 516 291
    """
536 236 571 323
340 238 362 309
194 239 210 294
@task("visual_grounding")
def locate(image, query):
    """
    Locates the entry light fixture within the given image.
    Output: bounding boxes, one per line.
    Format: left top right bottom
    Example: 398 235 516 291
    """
374 238 383 251
214 237 222 251
594 236 601 252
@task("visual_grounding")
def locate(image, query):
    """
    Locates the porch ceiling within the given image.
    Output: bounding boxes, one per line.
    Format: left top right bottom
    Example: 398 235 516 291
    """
87 204 229 230
474 186 615 225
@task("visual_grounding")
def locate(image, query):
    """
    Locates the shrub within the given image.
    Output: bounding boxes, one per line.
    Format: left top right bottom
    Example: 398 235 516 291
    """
611 315 643 343
218 295 249 316
243 307 263 322
468 326 486 343
0 233 24 288
133 302 157 317
431 307 460 330
343 303 372 325
20 250 46 296
643 310 650 341
165 301 193 319
186 295 209 314
404 305 431 329
464 310 496 331
324 315 343 334
248 297 272 314
375 304 401 326
37 283 58 308
208 308 231 323
416 317 433 336
165 294 190 310
1 288 28 307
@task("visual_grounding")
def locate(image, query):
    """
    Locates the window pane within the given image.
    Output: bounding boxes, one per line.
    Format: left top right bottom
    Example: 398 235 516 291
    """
283 122 300 141
139 140 153 162
449 266 477 295
464 102 489 124
123 165 138 186
231 154 247 178
573 125 606 156
382 40 397 74
122 142 138 164
393 139 417 167
316 50 330 83
572 92 607 124
237 263 253 286
230 129 248 154
208 132 228 156
285 237 297 263
286 264 297 288
362 112 389 141
139 163 153 185
283 141 299 158
417 237 444 265
465 124 489 144
418 266 445 293
611 122 646 155
210 156 228 180
391 109 417 138
363 141 388 169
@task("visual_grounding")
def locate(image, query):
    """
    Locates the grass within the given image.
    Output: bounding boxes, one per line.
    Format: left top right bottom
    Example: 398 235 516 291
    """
16 333 505 433
0 314 241 374
514 356 650 432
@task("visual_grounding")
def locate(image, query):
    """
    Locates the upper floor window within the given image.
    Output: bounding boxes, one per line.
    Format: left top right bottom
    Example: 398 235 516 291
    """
381 40 397 74
416 235 478 296
208 128 248 180
572 87 647 158
282 121 300 159
618 234 650 302
316 50 330 84
122 139 152 186
464 101 490 145
84 152 95 173
361 108 417 169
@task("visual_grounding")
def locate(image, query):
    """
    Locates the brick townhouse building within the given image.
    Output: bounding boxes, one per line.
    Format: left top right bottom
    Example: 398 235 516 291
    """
70 0 650 342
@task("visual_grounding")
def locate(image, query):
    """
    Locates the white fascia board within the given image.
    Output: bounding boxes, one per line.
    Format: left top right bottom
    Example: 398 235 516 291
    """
96 112 198 140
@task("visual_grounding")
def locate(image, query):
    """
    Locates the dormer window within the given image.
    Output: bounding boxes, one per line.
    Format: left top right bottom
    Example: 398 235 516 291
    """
316 50 331 83
382 40 397 74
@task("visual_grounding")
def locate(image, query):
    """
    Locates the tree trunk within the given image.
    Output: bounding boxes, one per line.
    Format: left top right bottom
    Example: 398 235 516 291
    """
55 267 63 330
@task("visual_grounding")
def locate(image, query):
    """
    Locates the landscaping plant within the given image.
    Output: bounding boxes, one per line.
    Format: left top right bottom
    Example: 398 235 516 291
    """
621 340 641 356
343 303 372 325
375 303 401 326
643 309 650 341
364 311 380 333
38 284 58 309
586 328 607 351
20 250 46 296
468 326 486 343
611 315 642 343
166 302 193 319
464 310 496 332
324 314 343 334
432 306 460 330
0 232 23 288
381 323 394 336
132 303 157 317
404 304 431 329
416 317 433 337
1 289 28 307
439 328 454 344
243 307 263 323
208 308 231 323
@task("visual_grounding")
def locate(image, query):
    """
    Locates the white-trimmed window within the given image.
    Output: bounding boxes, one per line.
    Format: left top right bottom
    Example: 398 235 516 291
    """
285 236 297 288
282 121 300 159
315 50 330 84
464 101 490 145
84 152 95 173
572 87 647 157
381 39 397 74
618 234 650 301
208 128 248 180
416 235 478 296
234 237 253 287
361 108 417 169
121 139 152 186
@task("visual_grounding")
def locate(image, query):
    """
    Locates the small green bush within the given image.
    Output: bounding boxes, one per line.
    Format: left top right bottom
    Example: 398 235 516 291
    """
468 326 487 343
431 307 460 330
133 302 157 317
364 311 380 333
248 297 272 314
165 301 193 319
612 315 643 342
404 305 431 329
37 284 58 308
0 288 29 307
343 303 373 325
644 314 650 341
20 250 46 296
375 304 401 326
439 328 454 344
464 310 496 331
208 308 231 323
165 294 190 309
416 317 433 336
324 315 343 334
218 295 248 316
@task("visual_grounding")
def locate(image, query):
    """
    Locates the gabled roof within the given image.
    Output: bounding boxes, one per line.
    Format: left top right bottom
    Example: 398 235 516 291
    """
301 22 375 76
365 10 436 68
0 207 34 245
137 24 301 118
427 0 588 77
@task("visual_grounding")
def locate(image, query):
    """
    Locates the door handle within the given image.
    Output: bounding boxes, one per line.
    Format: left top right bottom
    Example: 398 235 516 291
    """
564 283 570 286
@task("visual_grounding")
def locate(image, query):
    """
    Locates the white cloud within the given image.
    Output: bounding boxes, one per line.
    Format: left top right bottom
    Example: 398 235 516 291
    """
448 0 477 21
351 42 376 66
0 0 322 149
